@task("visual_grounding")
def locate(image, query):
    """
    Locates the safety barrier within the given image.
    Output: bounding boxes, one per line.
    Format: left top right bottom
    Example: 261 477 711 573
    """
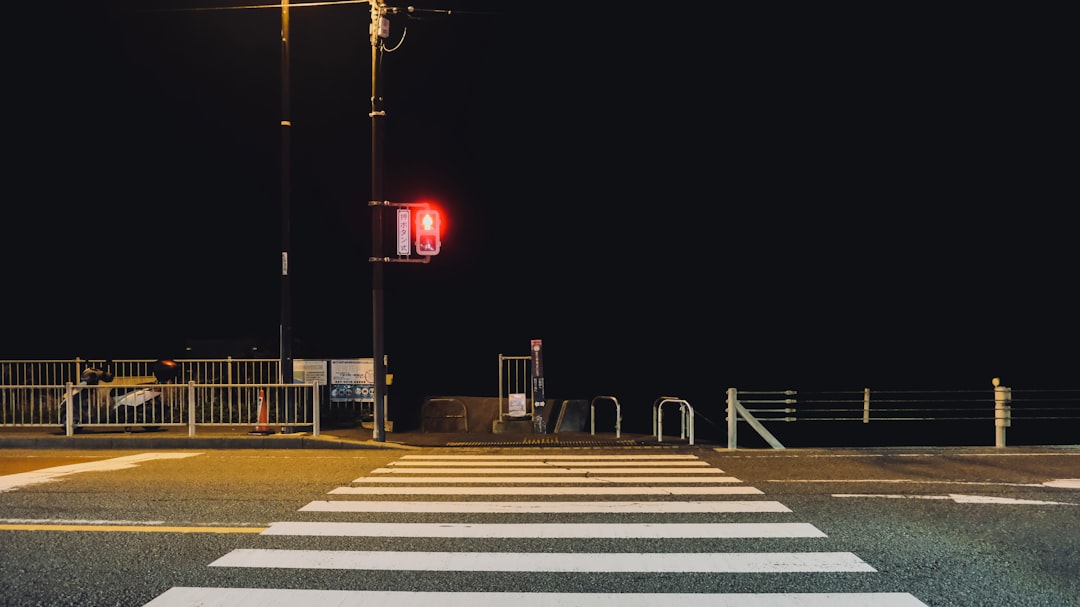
1 358 279 385
655 396 695 445
497 354 533 421
6 359 1078 446
589 395 622 438
2 380 320 437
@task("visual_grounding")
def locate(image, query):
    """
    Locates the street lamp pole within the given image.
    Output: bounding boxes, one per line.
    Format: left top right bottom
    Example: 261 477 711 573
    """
279 0 294 387
369 0 387 441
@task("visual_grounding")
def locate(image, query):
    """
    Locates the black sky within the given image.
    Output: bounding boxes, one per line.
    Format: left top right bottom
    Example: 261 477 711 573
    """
4 2 1076 429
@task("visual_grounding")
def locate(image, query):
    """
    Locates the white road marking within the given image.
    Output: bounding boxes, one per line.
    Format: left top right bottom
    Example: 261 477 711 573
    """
0 453 202 493
329 485 763 495
370 467 729 474
775 479 1080 490
0 518 166 525
1044 478 1080 489
262 521 822 538
299 499 789 513
145 588 930 607
718 449 1079 458
399 454 703 460
351 476 744 483
211 549 875 572
772 479 914 483
770 479 1046 487
136 452 934 606
833 493 1075 505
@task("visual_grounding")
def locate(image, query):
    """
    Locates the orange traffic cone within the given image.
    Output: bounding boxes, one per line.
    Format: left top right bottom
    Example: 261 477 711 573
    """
250 389 273 435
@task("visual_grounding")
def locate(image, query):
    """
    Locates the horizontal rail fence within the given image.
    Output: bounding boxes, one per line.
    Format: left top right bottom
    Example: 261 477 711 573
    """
777 388 1080 424
728 386 1080 447
1 359 321 436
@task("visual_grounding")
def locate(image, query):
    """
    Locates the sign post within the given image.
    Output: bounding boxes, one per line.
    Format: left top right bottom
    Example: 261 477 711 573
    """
531 339 545 433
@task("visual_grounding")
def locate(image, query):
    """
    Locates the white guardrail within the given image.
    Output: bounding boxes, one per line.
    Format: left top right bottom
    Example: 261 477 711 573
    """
1 359 322 436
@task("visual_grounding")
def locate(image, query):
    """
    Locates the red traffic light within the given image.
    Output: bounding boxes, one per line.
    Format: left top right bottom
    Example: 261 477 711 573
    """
414 209 441 255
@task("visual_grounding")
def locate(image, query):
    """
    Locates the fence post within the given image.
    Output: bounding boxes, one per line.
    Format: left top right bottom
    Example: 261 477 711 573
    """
993 377 1011 447
727 387 737 449
64 381 75 437
312 381 321 437
187 381 196 437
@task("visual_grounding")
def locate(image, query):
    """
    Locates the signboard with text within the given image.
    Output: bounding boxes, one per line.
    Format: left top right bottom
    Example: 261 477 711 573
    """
329 358 375 402
292 359 328 386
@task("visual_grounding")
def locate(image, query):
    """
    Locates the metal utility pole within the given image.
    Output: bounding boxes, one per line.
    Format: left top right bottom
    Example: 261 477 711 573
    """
279 0 294 387
369 0 387 441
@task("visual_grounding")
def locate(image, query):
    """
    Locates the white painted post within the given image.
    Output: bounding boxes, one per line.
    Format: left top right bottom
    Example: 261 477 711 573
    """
687 402 695 445
993 377 1011 447
188 381 196 437
656 404 663 442
727 387 737 449
64 382 75 437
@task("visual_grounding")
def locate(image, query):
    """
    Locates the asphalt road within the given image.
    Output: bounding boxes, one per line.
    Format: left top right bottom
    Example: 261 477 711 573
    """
0 446 1077 606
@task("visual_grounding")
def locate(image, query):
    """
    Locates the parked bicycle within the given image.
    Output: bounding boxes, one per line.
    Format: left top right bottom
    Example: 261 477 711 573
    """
60 359 180 431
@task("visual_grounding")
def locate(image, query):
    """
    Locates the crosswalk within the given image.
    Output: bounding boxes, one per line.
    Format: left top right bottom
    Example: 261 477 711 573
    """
142 452 928 606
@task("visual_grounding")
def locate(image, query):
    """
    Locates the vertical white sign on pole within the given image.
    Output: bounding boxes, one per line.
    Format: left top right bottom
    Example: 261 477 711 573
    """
396 208 411 255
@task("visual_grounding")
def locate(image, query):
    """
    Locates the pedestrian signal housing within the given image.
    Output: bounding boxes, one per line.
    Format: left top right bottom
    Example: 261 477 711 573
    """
414 209 441 256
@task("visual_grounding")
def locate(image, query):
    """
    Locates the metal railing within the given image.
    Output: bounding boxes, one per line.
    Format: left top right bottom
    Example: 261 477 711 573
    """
497 354 533 420
589 395 622 438
1 358 324 436
655 396 695 445
6 359 1079 446
2 381 320 437
1 357 279 388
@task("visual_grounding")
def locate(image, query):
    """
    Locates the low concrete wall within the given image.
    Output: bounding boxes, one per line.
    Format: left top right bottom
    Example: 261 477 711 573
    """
420 396 502 434
420 396 566 434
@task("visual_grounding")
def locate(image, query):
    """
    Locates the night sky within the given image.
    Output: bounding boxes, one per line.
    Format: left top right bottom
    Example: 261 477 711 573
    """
4 2 1075 430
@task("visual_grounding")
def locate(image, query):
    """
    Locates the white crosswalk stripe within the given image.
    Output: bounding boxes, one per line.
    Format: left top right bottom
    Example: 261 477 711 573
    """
211 549 878 572
370 466 731 474
329 485 763 494
350 475 745 483
148 588 931 606
261 521 826 538
141 451 929 606
299 499 791 513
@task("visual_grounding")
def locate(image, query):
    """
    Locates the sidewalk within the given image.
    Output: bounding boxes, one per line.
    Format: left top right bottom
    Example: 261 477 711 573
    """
0 424 683 451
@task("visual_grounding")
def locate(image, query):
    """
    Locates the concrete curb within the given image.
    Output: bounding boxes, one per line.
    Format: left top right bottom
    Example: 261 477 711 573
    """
0 433 418 451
